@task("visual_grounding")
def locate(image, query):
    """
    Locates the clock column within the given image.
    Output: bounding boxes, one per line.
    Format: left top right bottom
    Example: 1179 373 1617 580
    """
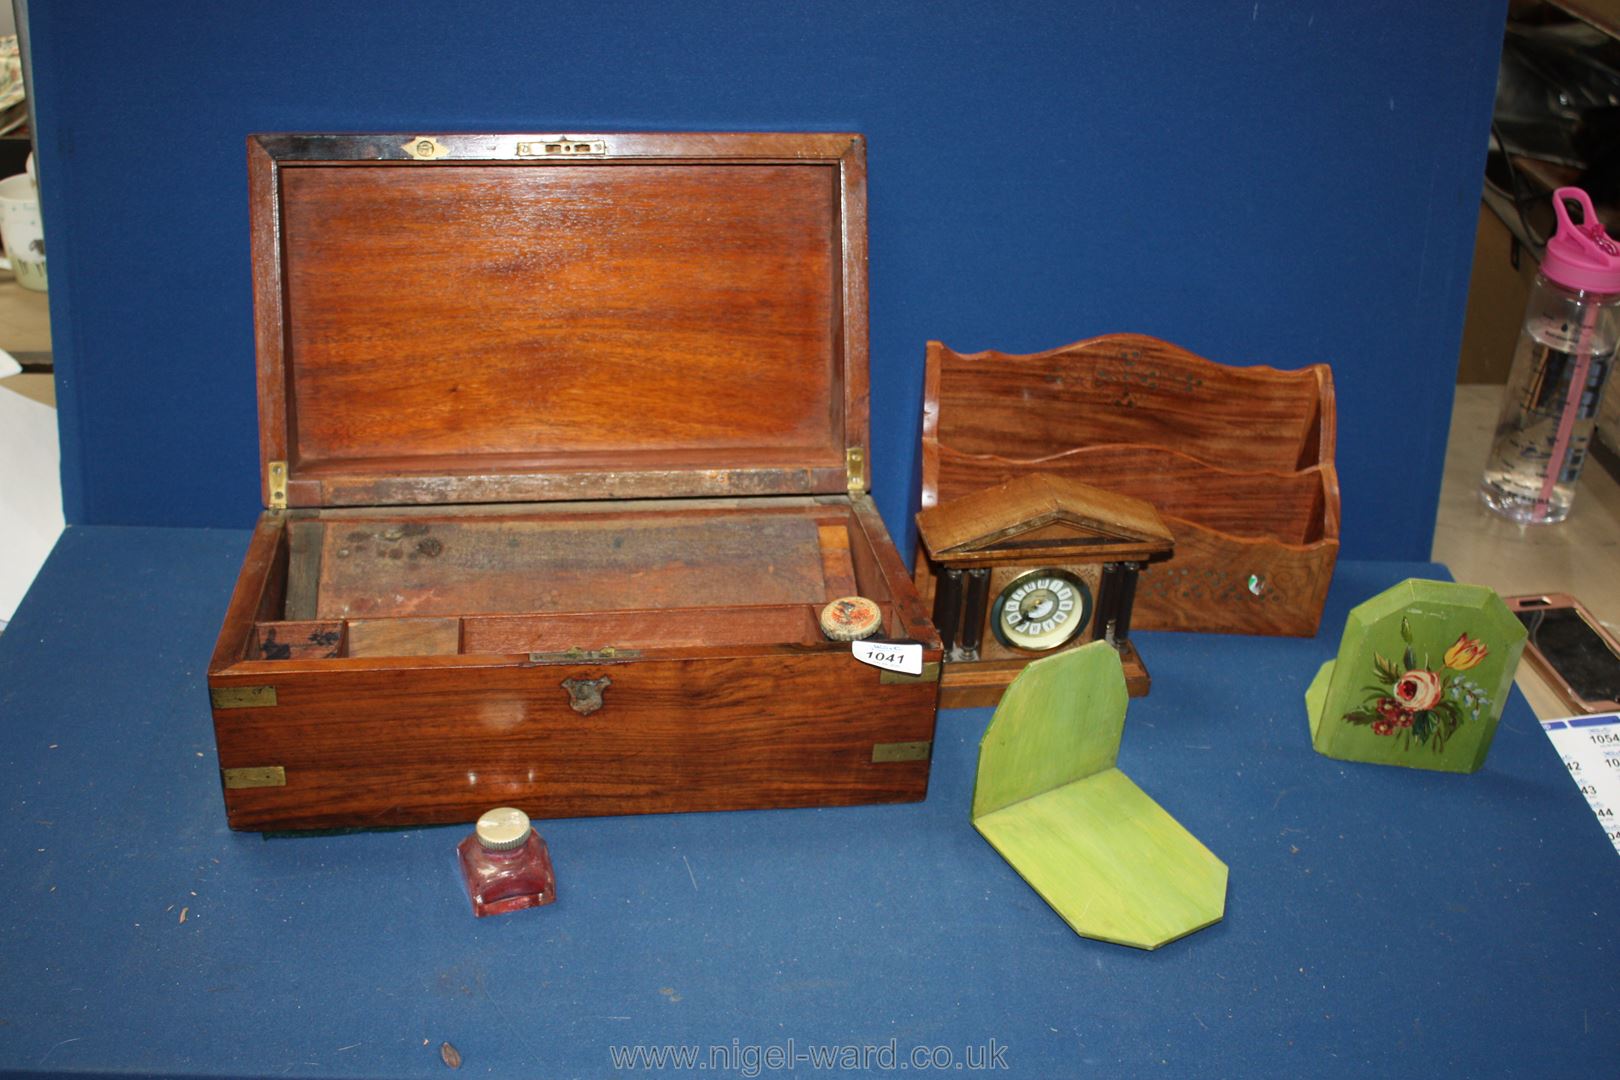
1113 562 1142 644
958 569 991 661
932 567 965 656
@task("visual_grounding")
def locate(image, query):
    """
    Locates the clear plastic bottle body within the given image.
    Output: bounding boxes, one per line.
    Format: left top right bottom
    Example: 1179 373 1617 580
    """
456 829 557 917
1480 271 1620 524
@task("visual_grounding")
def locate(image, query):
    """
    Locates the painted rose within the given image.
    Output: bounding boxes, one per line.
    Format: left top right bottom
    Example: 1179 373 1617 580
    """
1443 632 1488 672
1341 623 1497 750
1393 669 1443 712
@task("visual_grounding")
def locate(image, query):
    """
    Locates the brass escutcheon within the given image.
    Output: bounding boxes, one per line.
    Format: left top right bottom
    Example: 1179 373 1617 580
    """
561 675 612 716
401 136 450 160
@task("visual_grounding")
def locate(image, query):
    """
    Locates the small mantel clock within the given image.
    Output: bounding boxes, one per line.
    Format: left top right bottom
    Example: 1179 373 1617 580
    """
915 472 1174 707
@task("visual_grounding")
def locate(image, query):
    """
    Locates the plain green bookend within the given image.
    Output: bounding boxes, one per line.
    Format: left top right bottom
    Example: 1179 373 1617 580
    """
1305 578 1527 773
970 641 1227 950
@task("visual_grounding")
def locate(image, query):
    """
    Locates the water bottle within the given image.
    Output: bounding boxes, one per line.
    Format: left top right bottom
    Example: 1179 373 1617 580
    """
1481 187 1620 524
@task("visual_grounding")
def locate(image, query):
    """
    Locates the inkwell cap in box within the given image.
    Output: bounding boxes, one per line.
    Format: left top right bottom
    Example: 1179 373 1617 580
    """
474 807 531 852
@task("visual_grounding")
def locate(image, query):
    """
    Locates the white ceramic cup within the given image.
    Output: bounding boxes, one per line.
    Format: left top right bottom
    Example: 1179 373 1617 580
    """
0 171 45 291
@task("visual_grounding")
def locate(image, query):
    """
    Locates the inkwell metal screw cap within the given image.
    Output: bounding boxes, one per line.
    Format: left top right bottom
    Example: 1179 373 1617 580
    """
474 807 531 852
820 596 883 641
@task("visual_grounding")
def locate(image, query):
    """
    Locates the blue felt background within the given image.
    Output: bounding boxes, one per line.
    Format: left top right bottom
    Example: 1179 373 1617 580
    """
24 1 1504 558
1 528 1616 1079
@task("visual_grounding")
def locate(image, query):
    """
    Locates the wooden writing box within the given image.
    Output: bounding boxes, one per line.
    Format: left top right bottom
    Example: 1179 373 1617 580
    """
207 132 941 832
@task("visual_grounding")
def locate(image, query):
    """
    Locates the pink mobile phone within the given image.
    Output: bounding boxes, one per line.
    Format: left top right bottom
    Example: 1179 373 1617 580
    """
1503 593 1620 715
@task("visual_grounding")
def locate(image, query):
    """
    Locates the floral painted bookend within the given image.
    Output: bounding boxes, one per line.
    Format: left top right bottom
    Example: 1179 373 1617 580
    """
971 641 1228 949
1305 579 1527 773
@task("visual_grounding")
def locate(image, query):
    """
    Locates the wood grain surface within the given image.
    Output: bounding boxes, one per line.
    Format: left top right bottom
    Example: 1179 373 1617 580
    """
251 619 345 661
280 163 838 462
210 517 287 671
248 133 869 507
216 134 936 831
216 501 918 658
926 334 1330 472
310 515 826 619
817 524 859 599
918 333 1339 636
1132 522 1337 637
347 617 462 658
932 446 1335 544
212 650 938 831
937 638 1150 707
916 472 1174 561
455 605 825 654
209 498 942 830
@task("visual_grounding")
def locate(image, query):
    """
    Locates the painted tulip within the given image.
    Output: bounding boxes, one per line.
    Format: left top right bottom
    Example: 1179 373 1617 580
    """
1393 669 1443 712
1443 632 1488 671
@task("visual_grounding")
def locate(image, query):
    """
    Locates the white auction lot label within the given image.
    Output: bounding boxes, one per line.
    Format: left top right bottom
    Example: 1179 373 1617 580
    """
1541 712 1620 856
851 639 924 676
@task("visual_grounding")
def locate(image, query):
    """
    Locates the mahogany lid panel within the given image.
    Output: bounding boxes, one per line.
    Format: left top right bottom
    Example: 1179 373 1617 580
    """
248 133 870 507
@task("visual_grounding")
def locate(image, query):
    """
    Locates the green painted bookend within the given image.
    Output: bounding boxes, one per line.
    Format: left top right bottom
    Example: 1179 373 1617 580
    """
970 641 1228 950
1305 578 1527 773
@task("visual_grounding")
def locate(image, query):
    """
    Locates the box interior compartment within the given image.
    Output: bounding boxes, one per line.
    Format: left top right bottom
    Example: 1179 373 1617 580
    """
231 497 902 662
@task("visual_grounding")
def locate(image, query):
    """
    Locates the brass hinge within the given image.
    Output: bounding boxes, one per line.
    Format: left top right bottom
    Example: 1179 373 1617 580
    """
846 447 865 495
879 661 942 685
222 765 286 789
267 460 287 510
871 740 932 763
210 684 278 709
527 646 642 665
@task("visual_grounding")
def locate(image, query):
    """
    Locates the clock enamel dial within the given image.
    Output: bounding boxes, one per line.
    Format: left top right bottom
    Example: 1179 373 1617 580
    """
992 568 1093 652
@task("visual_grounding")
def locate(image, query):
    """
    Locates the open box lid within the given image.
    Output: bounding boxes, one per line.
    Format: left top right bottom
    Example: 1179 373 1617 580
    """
248 132 870 509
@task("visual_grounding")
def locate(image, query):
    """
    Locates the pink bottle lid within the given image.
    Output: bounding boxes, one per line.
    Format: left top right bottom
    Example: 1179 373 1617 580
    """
1542 187 1620 295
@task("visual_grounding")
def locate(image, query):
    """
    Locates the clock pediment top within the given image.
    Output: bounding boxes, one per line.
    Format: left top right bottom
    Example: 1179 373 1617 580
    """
916 472 1173 558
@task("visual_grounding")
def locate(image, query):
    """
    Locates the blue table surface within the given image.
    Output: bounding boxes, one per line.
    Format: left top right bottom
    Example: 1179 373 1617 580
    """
0 526 1615 1079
